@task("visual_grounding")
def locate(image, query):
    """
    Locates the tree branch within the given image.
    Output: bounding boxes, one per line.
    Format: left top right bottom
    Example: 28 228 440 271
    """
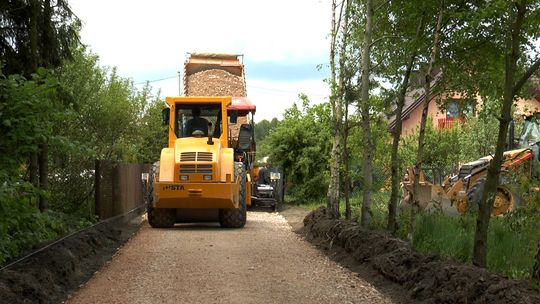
369 35 399 48
513 58 540 96
375 0 390 12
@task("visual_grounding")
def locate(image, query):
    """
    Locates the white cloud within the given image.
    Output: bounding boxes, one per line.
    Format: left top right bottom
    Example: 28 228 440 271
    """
71 0 330 74
71 0 331 121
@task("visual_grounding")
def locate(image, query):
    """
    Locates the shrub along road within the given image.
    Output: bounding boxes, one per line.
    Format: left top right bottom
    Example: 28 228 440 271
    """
66 210 396 304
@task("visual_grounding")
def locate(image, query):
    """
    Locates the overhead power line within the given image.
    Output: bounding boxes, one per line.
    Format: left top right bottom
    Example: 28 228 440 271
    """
133 75 329 98
247 85 328 97
134 75 177 85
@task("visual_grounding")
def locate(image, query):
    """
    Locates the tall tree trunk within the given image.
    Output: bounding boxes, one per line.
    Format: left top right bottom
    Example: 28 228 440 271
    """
360 0 374 228
327 0 350 219
344 99 351 220
28 0 40 191
387 17 424 234
328 121 342 219
39 0 51 213
472 2 527 268
409 3 444 242
38 143 49 212
327 0 342 219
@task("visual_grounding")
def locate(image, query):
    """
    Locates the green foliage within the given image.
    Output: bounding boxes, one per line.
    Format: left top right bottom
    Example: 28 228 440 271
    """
398 103 508 173
412 209 540 279
254 118 280 162
301 185 540 280
414 213 475 263
399 118 461 171
254 118 279 143
348 105 392 191
0 196 94 265
136 97 169 164
0 0 80 75
264 97 332 200
458 101 501 162
0 70 58 178
0 47 165 266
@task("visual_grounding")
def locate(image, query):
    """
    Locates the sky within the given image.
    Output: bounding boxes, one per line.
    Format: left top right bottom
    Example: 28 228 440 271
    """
69 0 332 121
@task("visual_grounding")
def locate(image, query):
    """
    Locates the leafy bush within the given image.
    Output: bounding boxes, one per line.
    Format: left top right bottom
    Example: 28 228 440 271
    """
264 97 332 200
399 118 462 172
0 48 164 266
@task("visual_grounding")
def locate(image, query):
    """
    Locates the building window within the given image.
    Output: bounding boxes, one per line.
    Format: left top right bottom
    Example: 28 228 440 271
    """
446 101 460 118
445 99 475 119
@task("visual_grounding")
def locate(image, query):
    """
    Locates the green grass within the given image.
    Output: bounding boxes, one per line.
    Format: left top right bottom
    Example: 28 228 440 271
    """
0 199 95 266
413 213 475 263
296 189 540 280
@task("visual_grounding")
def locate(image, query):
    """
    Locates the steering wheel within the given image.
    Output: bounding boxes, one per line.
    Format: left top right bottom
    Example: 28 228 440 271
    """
192 130 204 137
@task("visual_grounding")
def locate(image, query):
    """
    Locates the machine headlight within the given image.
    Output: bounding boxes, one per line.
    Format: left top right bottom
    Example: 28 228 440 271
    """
203 175 212 181
180 175 189 181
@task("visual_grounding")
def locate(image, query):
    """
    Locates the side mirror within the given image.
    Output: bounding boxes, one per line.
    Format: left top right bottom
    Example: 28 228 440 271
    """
162 108 170 125
230 110 238 124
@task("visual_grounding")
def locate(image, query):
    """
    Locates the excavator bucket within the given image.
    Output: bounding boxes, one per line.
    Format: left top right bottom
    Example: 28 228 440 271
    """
400 167 459 216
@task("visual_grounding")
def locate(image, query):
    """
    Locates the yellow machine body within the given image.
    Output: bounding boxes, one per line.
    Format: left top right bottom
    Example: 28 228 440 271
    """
401 148 533 216
152 96 250 210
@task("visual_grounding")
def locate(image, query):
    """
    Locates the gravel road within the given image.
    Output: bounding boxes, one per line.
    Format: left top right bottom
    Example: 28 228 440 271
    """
67 211 394 304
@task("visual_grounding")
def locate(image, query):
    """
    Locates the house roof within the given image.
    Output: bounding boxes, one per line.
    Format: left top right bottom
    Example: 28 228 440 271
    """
388 73 540 131
387 71 442 131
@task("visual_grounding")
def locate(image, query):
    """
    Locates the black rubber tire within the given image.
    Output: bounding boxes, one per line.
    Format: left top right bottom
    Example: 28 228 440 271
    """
147 162 176 228
467 176 486 211
467 176 523 215
219 162 247 228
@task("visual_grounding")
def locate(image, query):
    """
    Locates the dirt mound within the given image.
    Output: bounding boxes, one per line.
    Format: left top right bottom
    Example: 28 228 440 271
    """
303 207 540 304
0 215 141 304
185 69 246 97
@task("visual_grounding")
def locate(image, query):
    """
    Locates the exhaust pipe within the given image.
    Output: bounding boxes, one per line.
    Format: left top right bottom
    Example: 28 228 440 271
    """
207 122 214 145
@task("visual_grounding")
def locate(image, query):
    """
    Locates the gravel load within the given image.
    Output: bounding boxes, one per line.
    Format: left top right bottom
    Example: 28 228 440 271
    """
303 207 540 304
185 68 249 139
185 69 246 97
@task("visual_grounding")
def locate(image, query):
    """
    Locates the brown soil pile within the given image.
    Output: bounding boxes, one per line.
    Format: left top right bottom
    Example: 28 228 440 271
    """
303 207 540 304
0 215 141 304
185 69 246 97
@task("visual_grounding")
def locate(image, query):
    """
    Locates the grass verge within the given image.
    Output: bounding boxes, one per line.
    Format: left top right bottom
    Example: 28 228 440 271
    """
293 190 540 280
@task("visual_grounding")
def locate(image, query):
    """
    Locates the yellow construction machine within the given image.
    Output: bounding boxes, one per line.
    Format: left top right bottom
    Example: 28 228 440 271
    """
145 53 257 228
401 148 533 216
146 96 256 228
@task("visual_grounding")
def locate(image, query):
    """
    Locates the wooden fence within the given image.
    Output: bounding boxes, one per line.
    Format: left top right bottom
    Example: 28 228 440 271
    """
94 161 151 219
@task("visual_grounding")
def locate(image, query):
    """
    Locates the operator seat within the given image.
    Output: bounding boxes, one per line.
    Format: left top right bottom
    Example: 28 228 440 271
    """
237 124 253 151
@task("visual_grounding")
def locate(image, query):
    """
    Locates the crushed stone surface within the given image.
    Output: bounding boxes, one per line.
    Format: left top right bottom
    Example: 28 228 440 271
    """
186 69 246 97
67 211 394 304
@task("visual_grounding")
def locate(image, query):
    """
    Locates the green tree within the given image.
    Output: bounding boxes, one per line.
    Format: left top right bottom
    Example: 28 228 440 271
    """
327 0 352 219
265 97 332 200
377 0 428 234
136 95 169 164
469 0 540 268
254 118 279 143
1 0 80 211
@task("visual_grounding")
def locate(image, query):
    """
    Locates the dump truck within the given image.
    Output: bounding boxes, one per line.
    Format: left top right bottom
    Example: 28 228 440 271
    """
145 53 257 228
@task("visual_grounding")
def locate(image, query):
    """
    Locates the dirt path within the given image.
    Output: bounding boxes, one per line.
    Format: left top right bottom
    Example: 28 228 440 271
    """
67 210 394 304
